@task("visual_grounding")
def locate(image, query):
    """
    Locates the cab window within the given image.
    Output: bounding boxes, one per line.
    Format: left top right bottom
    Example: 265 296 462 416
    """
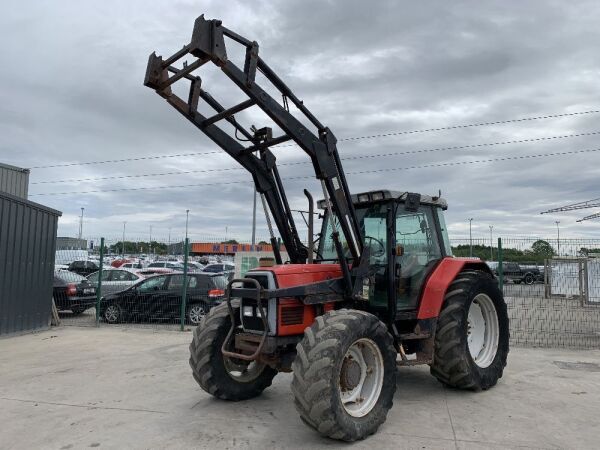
396 206 441 310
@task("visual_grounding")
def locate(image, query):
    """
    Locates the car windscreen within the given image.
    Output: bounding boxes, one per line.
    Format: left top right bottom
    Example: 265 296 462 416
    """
55 270 87 283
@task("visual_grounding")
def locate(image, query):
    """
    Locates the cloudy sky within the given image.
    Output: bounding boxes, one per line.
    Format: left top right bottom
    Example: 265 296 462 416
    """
2 0 599 245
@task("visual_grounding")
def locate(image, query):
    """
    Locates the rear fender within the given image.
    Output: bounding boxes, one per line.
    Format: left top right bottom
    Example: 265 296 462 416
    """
417 258 493 319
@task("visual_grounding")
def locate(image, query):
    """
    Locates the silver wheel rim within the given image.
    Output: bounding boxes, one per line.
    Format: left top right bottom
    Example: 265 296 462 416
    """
223 357 265 383
338 338 384 418
105 305 119 323
467 294 499 368
188 305 206 324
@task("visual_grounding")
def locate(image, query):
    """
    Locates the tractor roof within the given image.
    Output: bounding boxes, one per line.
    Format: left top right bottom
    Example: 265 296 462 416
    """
318 190 448 210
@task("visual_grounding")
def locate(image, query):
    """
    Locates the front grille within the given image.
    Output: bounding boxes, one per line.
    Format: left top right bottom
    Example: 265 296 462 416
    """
280 305 304 325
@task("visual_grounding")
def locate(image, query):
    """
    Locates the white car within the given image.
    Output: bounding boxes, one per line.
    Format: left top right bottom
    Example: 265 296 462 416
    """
120 261 145 270
87 268 144 295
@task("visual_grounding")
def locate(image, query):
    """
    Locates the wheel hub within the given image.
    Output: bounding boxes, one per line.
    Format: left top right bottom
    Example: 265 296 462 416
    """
338 338 384 418
467 294 500 368
340 357 362 391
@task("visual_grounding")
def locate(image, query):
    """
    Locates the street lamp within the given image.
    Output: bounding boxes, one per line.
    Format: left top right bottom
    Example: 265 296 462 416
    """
78 207 85 240
149 225 153 255
185 210 190 240
555 221 560 256
489 225 494 260
122 221 126 257
467 218 474 257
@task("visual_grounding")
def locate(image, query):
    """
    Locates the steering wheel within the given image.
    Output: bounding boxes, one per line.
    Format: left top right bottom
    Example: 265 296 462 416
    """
364 236 385 258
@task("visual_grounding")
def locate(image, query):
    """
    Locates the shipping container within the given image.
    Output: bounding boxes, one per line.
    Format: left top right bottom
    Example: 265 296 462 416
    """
0 162 30 199
0 191 61 336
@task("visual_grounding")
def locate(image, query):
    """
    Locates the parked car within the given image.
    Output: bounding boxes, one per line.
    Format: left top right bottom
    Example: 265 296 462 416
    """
99 273 227 325
494 262 543 285
147 261 185 270
111 258 133 268
53 270 96 314
202 263 235 280
137 267 177 276
186 261 205 271
87 268 145 295
120 261 144 270
67 260 100 276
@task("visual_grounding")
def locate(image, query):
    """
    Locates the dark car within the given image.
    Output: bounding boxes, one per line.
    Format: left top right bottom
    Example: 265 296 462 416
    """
67 260 100 276
99 273 227 325
53 270 97 314
494 262 543 285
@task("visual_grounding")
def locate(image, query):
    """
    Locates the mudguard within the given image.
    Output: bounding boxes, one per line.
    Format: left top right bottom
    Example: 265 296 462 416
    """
417 257 493 319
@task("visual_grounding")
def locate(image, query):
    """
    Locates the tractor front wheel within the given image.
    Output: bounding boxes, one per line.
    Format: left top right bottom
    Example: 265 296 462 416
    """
430 270 509 390
189 300 277 401
291 310 397 441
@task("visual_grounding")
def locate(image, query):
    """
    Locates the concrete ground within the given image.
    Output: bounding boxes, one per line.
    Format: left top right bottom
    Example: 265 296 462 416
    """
1 328 599 450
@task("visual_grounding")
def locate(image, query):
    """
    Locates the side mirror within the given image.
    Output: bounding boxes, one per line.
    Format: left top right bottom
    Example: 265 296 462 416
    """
396 245 404 256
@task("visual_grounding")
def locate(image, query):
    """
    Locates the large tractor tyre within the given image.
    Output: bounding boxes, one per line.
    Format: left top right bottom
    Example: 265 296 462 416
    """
291 309 397 442
189 300 277 401
430 270 509 391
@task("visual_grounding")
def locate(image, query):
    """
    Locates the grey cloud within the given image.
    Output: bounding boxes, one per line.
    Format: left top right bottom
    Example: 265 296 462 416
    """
1 0 599 242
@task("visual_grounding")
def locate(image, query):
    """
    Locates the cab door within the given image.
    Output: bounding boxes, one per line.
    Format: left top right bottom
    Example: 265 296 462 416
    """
394 206 442 311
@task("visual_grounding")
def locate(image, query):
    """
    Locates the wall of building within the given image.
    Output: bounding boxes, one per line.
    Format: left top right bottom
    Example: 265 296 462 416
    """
0 163 30 199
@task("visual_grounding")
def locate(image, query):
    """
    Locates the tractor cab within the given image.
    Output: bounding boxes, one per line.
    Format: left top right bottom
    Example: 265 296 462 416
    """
317 190 452 312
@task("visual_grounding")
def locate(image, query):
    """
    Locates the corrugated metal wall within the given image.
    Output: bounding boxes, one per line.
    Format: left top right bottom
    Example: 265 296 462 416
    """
0 192 61 336
0 163 30 199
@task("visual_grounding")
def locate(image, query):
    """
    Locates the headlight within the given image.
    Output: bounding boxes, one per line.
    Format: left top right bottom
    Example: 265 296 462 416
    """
242 306 254 317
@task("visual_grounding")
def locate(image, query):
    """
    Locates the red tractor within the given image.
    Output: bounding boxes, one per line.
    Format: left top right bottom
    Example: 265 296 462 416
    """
145 16 509 441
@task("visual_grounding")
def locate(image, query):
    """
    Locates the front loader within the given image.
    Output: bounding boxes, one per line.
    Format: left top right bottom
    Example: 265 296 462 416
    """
145 15 509 441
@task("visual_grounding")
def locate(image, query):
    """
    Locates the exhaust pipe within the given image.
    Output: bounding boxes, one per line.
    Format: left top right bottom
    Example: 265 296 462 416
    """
304 189 314 264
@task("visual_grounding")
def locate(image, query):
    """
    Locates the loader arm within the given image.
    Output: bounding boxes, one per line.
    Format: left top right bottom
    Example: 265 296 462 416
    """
144 15 365 294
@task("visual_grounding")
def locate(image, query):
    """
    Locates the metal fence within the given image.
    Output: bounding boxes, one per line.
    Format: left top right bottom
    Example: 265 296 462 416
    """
54 236 277 331
53 235 600 349
452 237 600 349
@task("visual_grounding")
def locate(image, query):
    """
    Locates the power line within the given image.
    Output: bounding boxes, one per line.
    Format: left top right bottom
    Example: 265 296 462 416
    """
30 146 600 197
31 130 600 185
26 109 600 170
336 109 600 142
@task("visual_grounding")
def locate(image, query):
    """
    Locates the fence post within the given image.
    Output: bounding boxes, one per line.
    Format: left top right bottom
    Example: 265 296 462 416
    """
497 237 504 292
180 237 190 331
95 237 105 327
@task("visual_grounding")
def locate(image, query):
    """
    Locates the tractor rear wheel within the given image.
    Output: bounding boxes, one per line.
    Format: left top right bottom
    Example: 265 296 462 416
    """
291 310 397 441
189 300 277 401
430 270 509 390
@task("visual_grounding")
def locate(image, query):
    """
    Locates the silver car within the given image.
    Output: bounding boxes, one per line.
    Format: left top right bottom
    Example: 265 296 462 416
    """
87 268 144 295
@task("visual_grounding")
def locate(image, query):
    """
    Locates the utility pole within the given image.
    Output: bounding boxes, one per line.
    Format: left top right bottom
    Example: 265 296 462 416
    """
489 225 494 260
149 225 153 255
185 210 190 240
78 207 85 240
468 218 474 257
555 221 560 256
122 221 126 257
168 227 172 255
251 187 257 251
